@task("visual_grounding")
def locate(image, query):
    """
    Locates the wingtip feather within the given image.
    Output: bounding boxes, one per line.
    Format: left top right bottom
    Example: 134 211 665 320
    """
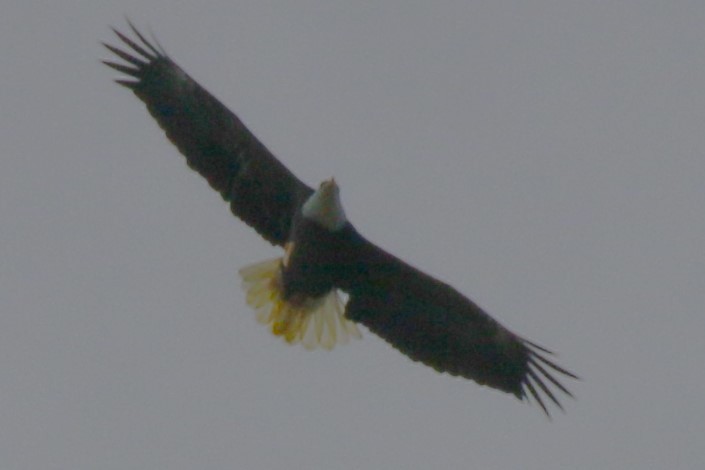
111 26 157 62
102 42 147 67
102 60 140 77
523 378 550 418
503 336 578 416
114 79 138 89
127 19 162 57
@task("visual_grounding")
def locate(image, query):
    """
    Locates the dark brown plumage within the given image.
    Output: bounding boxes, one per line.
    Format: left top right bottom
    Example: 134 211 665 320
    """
104 21 577 416
103 24 312 245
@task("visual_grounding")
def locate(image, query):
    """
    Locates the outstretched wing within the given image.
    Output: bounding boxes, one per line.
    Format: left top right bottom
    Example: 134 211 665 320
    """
339 235 577 416
103 22 312 246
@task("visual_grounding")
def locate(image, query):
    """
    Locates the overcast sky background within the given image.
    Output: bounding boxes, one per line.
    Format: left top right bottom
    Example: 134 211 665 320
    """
2 1 704 469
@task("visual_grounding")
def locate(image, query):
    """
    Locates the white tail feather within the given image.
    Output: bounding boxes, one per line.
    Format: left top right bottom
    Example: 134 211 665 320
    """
238 258 361 350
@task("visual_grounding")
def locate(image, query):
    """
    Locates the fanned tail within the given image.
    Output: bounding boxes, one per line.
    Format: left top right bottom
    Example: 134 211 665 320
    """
239 258 361 350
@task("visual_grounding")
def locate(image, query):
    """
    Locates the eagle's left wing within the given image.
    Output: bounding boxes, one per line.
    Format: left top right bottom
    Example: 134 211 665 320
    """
338 235 577 416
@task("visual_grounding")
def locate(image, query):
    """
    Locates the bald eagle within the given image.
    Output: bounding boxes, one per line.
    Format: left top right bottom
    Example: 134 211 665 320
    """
103 22 577 415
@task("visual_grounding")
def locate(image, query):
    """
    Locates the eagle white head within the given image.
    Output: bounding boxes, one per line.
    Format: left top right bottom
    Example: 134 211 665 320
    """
302 178 348 231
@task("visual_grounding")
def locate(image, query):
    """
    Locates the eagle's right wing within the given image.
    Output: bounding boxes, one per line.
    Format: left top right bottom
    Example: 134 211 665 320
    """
103 22 312 246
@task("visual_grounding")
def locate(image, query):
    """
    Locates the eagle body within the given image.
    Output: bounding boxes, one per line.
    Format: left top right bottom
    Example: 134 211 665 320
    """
104 22 577 415
281 180 351 301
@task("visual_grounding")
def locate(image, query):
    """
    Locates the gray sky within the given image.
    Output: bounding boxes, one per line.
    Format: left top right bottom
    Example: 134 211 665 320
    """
2 1 704 469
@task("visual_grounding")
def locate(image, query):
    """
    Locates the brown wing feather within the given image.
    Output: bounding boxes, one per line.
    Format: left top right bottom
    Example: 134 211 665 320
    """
103 22 312 246
338 233 577 416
